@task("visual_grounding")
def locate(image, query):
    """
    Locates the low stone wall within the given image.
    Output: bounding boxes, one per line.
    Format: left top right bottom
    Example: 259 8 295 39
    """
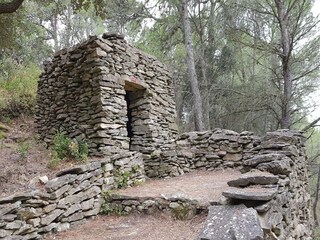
104 195 203 221
243 130 312 239
146 129 259 177
0 130 312 239
147 129 312 239
198 130 312 240
0 151 144 239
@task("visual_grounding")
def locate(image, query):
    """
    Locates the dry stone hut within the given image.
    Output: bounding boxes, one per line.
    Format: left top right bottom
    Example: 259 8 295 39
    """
35 33 178 169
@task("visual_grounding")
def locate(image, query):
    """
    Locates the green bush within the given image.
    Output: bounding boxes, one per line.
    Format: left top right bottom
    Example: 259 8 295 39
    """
48 132 88 168
17 142 29 160
113 170 131 189
100 191 125 215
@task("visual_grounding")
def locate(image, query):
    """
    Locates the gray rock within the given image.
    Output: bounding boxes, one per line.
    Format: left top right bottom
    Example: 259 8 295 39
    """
56 161 101 177
243 153 286 167
45 174 76 193
228 171 279 187
0 229 13 238
41 209 64 225
222 186 278 201
223 153 242 161
256 158 292 175
198 205 263 240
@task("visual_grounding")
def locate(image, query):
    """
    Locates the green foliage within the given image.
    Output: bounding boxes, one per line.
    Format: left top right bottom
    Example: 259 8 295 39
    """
47 151 62 169
113 169 131 189
100 191 125 215
171 203 195 220
0 63 40 118
17 141 29 160
48 132 88 168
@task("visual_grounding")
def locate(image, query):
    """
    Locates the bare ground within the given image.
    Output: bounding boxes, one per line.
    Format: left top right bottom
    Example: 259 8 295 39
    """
43 213 206 240
0 117 73 197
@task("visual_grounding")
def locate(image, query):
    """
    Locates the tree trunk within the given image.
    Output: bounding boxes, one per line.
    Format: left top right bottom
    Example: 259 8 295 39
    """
275 0 292 129
180 0 204 131
0 0 24 14
51 15 59 52
199 44 210 129
313 166 320 226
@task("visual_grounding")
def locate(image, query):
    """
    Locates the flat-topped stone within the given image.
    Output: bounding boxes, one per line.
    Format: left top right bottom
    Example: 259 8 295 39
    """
222 186 278 201
227 170 279 187
198 205 263 240
243 153 286 167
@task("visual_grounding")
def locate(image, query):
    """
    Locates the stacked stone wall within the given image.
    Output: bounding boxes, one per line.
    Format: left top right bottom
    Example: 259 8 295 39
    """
241 130 312 239
0 151 144 239
154 129 312 239
148 129 259 177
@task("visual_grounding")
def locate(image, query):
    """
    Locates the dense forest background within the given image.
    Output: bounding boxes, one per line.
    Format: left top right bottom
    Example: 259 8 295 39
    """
1 0 320 232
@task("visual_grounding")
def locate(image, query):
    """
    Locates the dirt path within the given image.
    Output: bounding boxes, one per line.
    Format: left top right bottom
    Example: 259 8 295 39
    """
44 213 206 240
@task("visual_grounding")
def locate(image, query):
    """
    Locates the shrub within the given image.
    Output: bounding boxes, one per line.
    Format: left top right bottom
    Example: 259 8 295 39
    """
48 132 88 168
113 170 131 189
17 141 29 160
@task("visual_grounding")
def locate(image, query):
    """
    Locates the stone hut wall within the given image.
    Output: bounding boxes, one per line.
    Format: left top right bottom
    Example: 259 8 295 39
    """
148 129 259 177
0 151 145 239
35 34 177 164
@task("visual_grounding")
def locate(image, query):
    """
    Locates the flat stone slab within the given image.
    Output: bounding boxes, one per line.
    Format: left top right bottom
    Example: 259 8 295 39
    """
114 170 241 206
227 170 279 187
222 186 278 201
198 205 263 240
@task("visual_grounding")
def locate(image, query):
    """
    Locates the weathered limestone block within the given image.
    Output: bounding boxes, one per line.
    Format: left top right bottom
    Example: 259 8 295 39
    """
198 205 263 240
222 186 278 201
228 171 279 187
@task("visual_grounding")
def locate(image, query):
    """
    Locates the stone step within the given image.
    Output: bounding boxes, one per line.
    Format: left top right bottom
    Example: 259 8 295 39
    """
198 204 263 240
222 186 278 201
227 170 279 187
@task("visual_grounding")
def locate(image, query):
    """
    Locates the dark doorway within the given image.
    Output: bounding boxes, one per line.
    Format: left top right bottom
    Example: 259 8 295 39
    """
125 91 133 148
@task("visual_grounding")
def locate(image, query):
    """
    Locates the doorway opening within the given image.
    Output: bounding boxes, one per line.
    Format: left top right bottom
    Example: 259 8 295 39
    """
125 92 134 148
124 79 146 150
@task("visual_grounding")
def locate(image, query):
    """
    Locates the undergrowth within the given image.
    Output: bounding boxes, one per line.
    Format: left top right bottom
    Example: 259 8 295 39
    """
100 191 125 215
0 63 39 119
48 132 88 169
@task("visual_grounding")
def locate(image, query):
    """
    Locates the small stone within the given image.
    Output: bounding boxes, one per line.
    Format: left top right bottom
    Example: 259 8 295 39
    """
39 176 49 184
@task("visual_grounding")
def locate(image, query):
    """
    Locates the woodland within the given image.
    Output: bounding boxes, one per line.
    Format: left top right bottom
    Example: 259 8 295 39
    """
1 0 320 235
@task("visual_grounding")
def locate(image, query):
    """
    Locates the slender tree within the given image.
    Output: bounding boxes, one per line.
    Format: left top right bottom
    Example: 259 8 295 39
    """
179 0 204 131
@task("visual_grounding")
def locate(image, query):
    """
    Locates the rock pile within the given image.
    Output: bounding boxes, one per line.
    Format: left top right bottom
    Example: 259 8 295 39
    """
0 151 145 239
35 33 177 168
